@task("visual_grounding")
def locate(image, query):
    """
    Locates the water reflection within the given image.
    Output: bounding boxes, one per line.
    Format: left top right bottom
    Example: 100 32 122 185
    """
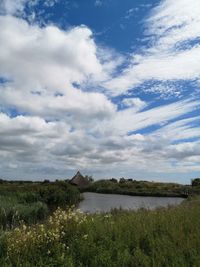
78 192 184 213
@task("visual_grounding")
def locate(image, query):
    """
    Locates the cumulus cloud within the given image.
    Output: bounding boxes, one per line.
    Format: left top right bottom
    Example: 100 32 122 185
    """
0 0 26 15
0 0 200 181
0 15 118 124
0 16 103 88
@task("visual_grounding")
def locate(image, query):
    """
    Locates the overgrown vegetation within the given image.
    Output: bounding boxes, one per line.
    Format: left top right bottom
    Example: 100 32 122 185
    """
84 178 192 197
0 178 200 266
0 196 200 266
0 180 80 230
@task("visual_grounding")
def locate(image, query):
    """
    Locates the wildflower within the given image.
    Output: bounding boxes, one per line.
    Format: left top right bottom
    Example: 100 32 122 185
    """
83 234 88 239
104 214 111 219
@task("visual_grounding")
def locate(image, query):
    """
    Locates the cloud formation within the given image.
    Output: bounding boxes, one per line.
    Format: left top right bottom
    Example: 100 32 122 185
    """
0 0 199 181
105 0 200 96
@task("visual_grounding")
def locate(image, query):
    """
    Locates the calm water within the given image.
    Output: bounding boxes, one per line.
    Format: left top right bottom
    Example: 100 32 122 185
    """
78 192 184 213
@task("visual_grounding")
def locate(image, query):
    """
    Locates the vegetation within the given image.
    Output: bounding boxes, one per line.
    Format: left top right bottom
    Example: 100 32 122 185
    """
192 178 200 187
83 179 191 197
0 178 200 266
0 196 200 266
0 180 80 230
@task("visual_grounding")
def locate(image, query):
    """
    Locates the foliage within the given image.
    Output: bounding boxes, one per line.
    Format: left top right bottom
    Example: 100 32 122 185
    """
84 179 191 197
0 181 80 230
192 178 200 187
1 197 200 266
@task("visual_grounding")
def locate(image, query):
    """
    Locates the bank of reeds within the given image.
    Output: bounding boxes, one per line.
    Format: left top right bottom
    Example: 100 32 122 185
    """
0 181 80 230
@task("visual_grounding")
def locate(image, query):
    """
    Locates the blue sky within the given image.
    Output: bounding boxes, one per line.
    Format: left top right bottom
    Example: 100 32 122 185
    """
0 0 200 183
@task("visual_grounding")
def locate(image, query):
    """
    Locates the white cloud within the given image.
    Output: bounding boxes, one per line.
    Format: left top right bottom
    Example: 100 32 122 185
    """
104 99 200 136
0 0 26 15
121 97 146 110
95 0 102 7
44 0 59 8
153 116 200 142
0 1 200 181
0 16 103 89
105 0 200 96
145 83 182 99
0 0 59 16
146 0 200 48
0 15 117 124
0 100 200 179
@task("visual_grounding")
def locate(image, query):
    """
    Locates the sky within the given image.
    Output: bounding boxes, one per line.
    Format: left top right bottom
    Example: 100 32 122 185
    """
0 0 200 183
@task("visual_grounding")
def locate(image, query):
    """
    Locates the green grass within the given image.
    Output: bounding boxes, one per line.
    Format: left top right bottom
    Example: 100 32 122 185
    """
1 196 200 266
0 181 80 230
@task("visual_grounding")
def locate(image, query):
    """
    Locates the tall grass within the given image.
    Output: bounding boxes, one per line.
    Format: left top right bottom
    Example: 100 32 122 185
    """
1 196 200 266
0 181 80 230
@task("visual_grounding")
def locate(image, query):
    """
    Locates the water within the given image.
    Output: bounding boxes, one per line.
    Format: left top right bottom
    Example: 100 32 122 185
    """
78 192 184 213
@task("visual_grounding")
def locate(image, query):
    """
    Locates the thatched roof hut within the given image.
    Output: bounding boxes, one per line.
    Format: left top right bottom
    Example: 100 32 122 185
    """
69 171 89 188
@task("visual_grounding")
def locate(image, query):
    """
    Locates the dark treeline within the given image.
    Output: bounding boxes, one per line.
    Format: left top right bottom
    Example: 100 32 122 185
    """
83 178 200 197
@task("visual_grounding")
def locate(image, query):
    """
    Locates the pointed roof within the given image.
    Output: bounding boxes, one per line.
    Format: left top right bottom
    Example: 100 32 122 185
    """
70 171 89 188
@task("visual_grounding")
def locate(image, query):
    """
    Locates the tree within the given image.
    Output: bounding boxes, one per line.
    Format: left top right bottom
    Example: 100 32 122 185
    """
191 178 200 187
85 175 94 182
110 178 118 183
119 177 126 183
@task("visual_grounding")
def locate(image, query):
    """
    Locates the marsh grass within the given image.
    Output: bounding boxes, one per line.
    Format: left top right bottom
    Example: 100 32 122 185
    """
0 181 80 230
1 196 200 267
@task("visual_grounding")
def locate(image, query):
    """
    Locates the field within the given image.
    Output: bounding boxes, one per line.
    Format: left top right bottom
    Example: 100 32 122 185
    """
0 179 200 266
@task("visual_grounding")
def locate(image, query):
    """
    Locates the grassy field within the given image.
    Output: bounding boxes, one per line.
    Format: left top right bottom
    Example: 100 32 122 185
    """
0 194 200 266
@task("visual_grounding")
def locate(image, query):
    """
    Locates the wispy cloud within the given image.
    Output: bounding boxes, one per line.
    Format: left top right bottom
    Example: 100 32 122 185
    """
94 0 102 7
104 0 200 96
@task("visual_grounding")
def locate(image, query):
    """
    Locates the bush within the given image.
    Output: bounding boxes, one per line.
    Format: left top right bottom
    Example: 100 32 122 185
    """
0 181 80 230
192 178 200 187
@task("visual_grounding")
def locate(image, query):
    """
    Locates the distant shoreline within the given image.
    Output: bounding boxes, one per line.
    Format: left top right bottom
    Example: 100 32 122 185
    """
82 189 188 198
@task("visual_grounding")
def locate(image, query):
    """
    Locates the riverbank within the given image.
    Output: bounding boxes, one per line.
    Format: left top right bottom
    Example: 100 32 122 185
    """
83 179 191 198
1 195 200 266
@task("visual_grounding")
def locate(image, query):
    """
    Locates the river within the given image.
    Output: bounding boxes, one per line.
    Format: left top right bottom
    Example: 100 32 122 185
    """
78 192 184 213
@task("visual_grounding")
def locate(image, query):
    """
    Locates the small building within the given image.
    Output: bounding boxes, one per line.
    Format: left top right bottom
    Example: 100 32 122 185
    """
69 171 90 188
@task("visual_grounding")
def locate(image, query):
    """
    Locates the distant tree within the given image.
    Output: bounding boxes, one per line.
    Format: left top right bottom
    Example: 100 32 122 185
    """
43 179 50 184
119 177 126 183
110 178 118 183
85 175 94 182
191 178 200 187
